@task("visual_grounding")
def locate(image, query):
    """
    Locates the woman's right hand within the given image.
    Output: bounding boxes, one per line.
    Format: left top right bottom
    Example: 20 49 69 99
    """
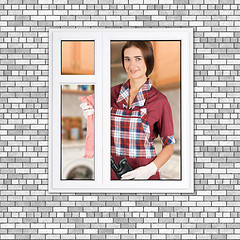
80 103 94 119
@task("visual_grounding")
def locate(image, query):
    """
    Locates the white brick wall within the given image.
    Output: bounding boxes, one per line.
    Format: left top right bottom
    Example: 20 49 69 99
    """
0 1 240 239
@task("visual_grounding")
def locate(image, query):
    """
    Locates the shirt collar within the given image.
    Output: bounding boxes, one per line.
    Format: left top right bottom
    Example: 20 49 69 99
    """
117 78 152 110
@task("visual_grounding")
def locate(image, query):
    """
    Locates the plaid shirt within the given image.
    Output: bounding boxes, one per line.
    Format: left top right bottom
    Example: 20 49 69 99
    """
114 78 176 148
111 107 156 158
116 78 152 110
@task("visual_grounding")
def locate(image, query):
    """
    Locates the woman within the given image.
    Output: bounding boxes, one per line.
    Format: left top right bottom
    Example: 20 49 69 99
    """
111 41 175 180
81 41 176 180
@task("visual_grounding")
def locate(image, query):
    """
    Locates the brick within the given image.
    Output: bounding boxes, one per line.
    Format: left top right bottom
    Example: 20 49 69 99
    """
0 2 240 240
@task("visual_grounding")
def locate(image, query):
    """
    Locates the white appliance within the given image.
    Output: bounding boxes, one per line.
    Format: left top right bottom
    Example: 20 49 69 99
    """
62 142 95 180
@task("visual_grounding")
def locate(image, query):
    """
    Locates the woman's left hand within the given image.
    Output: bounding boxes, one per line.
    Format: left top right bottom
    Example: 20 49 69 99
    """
121 162 158 180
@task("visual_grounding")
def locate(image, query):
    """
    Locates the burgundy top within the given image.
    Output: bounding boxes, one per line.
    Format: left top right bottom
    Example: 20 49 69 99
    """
111 83 174 142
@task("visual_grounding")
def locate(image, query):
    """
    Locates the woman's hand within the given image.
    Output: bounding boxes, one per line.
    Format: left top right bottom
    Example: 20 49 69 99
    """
121 144 174 180
80 102 94 119
121 162 157 180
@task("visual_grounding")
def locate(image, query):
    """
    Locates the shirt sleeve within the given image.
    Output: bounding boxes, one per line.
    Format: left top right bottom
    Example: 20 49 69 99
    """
157 99 176 146
111 84 122 108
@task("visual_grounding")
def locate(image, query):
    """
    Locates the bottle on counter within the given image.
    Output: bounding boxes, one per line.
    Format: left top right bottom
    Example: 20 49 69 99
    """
70 117 79 140
65 117 71 140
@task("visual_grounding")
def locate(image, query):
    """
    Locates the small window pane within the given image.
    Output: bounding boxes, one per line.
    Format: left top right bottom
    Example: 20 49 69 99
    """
61 41 94 75
61 85 95 180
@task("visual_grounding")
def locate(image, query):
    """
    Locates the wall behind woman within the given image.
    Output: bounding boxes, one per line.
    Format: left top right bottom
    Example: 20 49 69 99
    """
163 89 180 141
0 2 239 240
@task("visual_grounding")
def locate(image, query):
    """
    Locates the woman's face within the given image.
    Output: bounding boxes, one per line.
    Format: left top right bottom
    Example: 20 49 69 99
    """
124 46 147 80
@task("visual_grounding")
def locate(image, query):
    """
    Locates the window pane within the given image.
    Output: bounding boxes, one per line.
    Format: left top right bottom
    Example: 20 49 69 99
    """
61 41 94 75
61 85 95 180
110 40 181 180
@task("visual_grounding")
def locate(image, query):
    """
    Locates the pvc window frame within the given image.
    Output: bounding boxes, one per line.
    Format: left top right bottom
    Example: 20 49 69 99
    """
49 28 194 193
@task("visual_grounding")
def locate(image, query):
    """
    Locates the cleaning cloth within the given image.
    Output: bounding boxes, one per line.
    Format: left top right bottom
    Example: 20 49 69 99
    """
79 94 94 158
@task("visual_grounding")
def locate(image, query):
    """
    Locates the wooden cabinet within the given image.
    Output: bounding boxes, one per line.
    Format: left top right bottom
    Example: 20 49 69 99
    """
150 41 180 91
62 41 95 75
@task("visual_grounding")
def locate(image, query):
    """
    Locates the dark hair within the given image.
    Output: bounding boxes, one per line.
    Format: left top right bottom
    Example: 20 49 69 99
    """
121 41 154 77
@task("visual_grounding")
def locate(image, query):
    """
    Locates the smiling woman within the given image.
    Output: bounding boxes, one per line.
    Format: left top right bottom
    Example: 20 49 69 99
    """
110 41 176 180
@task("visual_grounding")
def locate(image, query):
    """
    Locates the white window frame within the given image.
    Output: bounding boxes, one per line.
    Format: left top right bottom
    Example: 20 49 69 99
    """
49 28 193 193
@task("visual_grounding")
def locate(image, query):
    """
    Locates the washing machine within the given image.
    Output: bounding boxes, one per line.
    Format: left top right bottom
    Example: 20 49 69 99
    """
62 141 94 180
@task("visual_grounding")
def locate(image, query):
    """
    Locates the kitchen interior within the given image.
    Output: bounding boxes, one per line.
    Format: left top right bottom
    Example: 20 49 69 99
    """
61 40 181 180
111 41 181 180
61 41 95 180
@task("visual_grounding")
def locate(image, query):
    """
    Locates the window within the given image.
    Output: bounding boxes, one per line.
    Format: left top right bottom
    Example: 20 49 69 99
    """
49 28 193 193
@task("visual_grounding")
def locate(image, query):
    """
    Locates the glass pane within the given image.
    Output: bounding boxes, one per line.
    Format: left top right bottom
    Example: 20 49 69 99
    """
110 40 181 180
61 41 94 75
61 85 95 180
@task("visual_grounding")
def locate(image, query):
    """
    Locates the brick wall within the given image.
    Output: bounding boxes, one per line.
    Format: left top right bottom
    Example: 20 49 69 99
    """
0 1 240 239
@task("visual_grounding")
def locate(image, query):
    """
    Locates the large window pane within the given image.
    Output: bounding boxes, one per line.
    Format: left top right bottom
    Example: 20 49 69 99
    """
110 41 181 180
